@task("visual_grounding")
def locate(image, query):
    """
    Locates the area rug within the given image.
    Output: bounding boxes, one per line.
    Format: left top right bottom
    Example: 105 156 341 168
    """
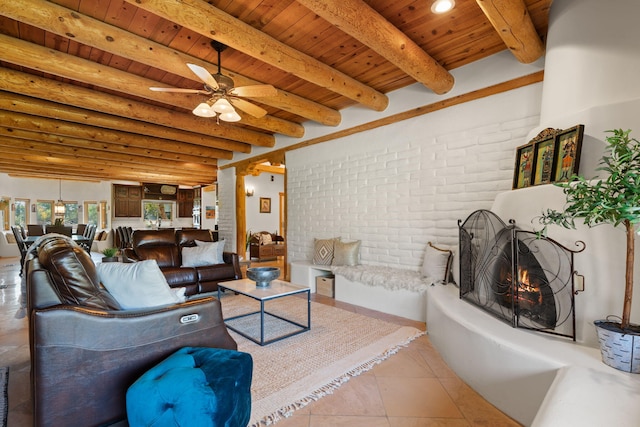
0 367 8 427
220 294 424 426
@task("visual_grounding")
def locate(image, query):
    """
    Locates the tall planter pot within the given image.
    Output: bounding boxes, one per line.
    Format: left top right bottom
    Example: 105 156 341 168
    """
594 319 640 373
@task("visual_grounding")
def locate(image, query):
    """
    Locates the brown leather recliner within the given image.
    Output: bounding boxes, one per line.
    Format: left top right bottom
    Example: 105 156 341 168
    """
26 235 238 427
124 229 242 295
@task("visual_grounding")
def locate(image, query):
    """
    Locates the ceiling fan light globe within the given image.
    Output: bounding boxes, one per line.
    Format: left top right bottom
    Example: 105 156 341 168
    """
192 102 216 117
212 98 234 113
431 0 455 14
219 110 242 122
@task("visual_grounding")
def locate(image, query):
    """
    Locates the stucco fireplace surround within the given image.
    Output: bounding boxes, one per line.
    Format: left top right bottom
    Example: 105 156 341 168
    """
427 185 640 426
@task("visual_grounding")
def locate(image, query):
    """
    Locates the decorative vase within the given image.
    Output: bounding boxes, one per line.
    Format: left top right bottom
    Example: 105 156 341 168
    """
594 319 640 373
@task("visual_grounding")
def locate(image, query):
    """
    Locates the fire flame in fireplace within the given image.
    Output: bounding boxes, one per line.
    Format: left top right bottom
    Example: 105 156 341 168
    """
517 267 543 306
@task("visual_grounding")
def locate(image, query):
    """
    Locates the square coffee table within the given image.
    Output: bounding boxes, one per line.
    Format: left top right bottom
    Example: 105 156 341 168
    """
218 279 310 346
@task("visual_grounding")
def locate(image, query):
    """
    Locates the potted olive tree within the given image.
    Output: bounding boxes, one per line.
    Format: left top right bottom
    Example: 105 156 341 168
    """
538 129 640 373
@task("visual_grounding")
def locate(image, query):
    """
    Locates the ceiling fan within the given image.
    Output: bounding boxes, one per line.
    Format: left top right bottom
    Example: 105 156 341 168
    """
150 41 277 122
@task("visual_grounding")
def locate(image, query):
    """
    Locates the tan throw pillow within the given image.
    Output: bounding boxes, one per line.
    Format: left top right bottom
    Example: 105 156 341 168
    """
6 233 16 244
313 237 339 265
421 242 453 283
332 240 361 266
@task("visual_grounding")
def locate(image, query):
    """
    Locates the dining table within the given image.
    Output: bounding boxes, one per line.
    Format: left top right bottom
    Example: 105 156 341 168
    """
24 234 92 248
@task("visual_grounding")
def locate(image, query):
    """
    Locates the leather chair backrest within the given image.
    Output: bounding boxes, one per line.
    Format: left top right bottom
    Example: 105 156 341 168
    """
132 229 180 268
177 229 214 247
36 235 120 310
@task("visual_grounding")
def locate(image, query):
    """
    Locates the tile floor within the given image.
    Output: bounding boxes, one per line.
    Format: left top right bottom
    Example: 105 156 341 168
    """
0 256 521 426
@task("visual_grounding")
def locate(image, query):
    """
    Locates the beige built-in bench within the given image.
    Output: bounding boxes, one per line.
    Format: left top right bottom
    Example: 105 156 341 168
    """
290 261 429 322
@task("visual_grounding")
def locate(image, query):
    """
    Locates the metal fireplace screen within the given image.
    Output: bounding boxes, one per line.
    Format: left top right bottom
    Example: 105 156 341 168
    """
458 209 584 340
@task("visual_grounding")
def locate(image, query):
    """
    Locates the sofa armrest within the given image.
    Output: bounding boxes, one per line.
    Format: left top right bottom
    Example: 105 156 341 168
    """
31 297 237 427
222 251 242 280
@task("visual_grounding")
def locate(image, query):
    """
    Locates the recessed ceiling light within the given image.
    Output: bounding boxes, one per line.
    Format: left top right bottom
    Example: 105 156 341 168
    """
431 0 455 14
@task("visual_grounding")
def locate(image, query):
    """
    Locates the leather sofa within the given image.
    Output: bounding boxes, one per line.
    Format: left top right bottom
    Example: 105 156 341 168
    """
25 234 238 427
124 229 242 295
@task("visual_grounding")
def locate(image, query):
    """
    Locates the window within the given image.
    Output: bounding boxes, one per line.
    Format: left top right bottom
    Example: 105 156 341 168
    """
36 200 53 225
143 201 173 224
37 200 78 225
13 198 29 227
84 201 99 226
63 202 79 225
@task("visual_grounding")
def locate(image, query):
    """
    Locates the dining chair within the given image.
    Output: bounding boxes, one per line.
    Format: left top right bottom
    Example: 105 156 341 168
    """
79 224 97 253
45 225 73 237
11 225 28 275
27 224 44 236
76 224 87 236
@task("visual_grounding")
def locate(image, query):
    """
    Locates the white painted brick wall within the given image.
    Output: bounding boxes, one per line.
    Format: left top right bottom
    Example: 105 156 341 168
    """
216 168 236 251
286 86 542 271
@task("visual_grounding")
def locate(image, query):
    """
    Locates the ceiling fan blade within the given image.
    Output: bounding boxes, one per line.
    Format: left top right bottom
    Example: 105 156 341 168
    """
229 84 277 98
187 63 219 90
229 98 268 118
149 87 204 94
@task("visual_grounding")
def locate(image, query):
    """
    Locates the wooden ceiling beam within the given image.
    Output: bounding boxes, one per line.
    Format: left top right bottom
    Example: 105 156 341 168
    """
475 0 545 64
253 164 285 175
0 0 341 127
0 110 228 161
123 0 389 111
296 0 454 95
0 150 215 179
0 157 212 185
0 136 218 175
0 34 296 140
0 126 218 167
0 69 254 153
0 89 239 158
8 173 102 183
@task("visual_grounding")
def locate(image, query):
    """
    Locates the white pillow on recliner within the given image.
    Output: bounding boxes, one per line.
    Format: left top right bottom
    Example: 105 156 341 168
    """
97 259 185 309
193 239 225 264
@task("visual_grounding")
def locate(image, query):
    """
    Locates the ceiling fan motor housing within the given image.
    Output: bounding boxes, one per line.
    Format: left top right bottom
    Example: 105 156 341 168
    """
212 73 235 92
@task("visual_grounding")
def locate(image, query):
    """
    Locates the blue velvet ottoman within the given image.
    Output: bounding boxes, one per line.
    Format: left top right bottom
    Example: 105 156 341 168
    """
126 347 253 427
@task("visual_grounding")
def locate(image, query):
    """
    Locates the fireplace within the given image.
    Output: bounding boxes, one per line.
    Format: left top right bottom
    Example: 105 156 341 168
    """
459 209 584 340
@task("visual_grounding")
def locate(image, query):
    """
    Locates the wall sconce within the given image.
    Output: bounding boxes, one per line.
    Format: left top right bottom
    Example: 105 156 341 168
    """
245 186 255 197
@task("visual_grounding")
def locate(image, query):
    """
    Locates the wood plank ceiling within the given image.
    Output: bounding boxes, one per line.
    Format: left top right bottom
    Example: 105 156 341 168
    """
0 0 550 186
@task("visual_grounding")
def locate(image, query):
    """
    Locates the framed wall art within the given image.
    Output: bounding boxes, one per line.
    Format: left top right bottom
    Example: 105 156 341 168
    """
512 125 585 189
533 137 555 185
553 124 584 182
513 143 535 189
259 197 271 213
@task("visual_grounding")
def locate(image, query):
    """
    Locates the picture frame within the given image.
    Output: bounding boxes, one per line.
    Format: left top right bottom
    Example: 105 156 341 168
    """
259 197 271 213
512 125 585 189
553 124 584 182
513 143 535 189
532 137 556 185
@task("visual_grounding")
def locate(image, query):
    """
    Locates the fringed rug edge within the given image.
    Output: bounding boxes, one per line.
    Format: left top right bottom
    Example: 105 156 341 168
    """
249 327 425 426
